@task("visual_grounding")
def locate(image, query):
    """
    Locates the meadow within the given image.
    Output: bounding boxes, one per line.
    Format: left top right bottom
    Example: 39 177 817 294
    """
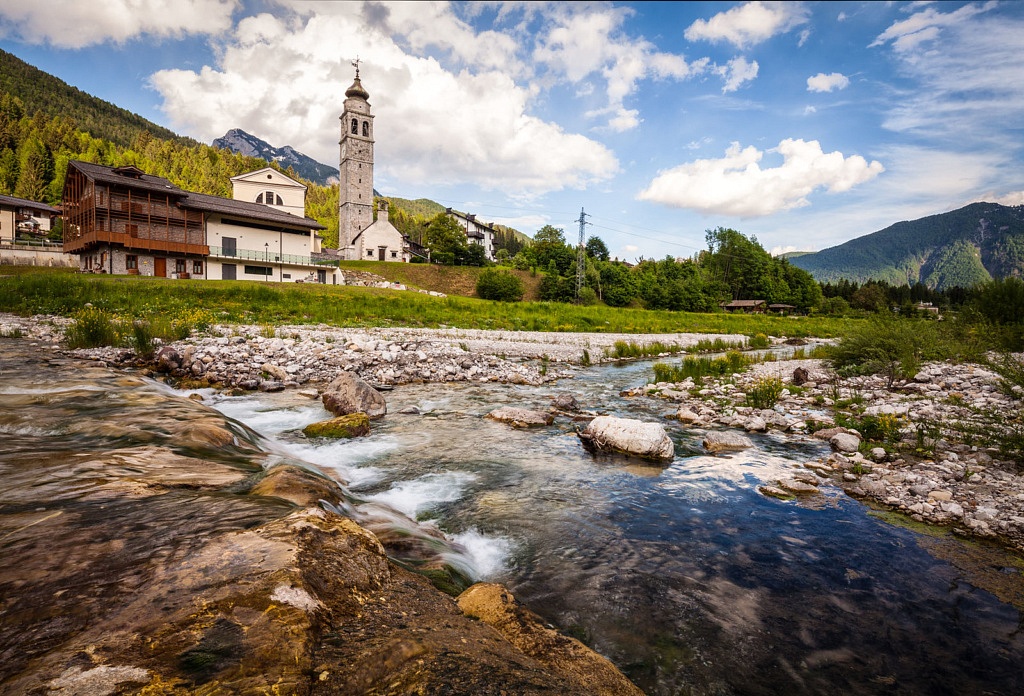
0 267 854 337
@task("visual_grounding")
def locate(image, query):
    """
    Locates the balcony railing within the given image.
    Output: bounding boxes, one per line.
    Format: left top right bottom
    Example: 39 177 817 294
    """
208 246 338 267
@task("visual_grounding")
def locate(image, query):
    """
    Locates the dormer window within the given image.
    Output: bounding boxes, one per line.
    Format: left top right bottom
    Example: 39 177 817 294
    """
256 191 283 205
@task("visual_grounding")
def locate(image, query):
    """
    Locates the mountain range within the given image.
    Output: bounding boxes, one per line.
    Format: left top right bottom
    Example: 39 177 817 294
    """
787 202 1024 290
211 128 340 186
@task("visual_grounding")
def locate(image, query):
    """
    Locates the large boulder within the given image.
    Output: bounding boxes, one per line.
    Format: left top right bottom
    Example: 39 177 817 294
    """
702 430 754 452
302 413 371 439
322 372 387 419
578 415 674 462
486 407 554 428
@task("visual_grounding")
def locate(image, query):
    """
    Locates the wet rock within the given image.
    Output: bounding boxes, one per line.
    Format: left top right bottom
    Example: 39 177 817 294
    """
322 372 387 419
578 415 674 462
675 407 701 423
259 380 285 393
398 406 421 415
155 346 181 373
792 367 810 385
486 407 554 428
250 465 341 506
302 413 371 439
702 430 754 452
552 393 580 412
456 583 644 696
778 479 819 494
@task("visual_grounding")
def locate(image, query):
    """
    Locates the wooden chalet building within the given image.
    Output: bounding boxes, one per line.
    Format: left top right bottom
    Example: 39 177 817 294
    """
719 299 767 313
62 161 341 284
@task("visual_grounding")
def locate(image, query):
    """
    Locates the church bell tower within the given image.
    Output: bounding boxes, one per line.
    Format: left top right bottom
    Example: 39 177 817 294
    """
339 59 374 258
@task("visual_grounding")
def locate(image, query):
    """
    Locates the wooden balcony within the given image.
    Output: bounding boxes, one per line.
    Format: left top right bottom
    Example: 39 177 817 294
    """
63 229 208 256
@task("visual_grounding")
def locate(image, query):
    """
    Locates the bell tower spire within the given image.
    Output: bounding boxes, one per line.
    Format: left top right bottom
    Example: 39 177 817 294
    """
339 58 374 258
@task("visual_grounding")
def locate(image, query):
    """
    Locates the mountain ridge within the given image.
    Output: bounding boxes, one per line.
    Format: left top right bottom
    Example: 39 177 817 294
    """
788 202 1024 290
212 128 340 186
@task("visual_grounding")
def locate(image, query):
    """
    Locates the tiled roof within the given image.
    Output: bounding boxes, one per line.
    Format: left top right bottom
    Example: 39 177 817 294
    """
0 194 60 214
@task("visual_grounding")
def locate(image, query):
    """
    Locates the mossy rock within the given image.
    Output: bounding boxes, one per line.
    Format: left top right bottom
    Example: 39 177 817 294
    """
303 413 371 439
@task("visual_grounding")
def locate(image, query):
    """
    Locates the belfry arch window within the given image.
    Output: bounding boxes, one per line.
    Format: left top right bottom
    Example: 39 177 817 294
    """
256 191 283 205
351 118 358 134
362 121 369 137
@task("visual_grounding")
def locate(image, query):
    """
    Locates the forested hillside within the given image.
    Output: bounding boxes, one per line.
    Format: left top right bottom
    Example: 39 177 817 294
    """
790 203 1024 290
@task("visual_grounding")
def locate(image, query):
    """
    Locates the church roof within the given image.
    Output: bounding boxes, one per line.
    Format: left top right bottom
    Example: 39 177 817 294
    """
345 76 370 100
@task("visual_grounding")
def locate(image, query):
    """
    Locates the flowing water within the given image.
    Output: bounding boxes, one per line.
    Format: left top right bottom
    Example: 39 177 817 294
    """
3 340 1023 695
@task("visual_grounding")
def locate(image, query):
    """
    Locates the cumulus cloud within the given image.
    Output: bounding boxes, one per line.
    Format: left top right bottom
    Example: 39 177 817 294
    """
637 139 884 217
684 1 810 49
0 0 237 48
806 72 849 92
714 57 759 93
533 5 704 131
149 4 617 195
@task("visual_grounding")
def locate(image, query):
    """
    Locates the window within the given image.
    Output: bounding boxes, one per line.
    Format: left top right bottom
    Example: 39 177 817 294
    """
126 223 138 238
283 273 291 279
192 260 203 275
256 191 283 205
362 121 369 137
175 259 186 273
126 255 138 270
367 249 374 257
391 251 398 258
351 118 358 134
244 265 273 276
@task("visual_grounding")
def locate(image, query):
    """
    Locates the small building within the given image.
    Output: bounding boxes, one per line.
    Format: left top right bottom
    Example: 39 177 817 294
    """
0 194 60 244
446 208 496 261
351 199 410 262
720 299 767 313
768 303 796 315
61 160 341 284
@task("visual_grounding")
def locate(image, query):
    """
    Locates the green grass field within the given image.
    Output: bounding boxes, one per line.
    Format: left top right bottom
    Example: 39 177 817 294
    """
0 267 854 337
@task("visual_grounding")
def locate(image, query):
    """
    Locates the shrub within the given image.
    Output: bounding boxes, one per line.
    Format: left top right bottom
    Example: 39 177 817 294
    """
652 350 756 383
128 319 155 356
576 286 599 306
747 333 770 349
64 306 119 348
826 315 939 387
744 376 783 409
476 268 525 302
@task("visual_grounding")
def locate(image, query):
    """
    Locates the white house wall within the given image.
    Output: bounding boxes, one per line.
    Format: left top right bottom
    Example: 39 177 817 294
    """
231 168 307 218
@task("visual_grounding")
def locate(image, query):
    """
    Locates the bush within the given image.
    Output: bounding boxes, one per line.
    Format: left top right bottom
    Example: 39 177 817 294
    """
475 268 524 302
826 315 940 387
577 286 599 306
744 376 783 409
747 332 770 349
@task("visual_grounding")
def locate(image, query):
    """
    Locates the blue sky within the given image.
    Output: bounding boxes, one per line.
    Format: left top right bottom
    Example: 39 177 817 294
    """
1 1 1022 261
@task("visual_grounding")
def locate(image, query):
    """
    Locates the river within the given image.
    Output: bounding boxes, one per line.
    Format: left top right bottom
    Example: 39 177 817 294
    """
3 340 1023 694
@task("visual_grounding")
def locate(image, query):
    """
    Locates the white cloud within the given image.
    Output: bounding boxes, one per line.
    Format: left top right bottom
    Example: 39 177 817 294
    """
0 0 237 48
871 1 997 52
533 5 703 131
637 139 884 217
684 1 810 49
803 105 817 115
978 190 1024 206
806 72 849 92
149 4 617 195
714 57 759 93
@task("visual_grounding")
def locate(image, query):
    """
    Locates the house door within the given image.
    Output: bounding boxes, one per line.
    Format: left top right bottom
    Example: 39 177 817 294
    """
317 269 327 284
154 257 166 277
222 264 236 280
222 237 236 257
378 247 386 261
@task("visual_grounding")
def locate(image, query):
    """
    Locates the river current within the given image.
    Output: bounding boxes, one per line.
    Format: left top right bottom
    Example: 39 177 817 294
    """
3 341 1023 694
